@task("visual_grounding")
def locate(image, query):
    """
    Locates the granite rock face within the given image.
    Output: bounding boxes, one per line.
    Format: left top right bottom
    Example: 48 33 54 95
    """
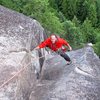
0 5 45 100
30 47 100 100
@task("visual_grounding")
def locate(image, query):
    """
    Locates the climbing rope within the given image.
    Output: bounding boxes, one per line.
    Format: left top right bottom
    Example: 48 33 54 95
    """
0 31 48 89
0 32 69 89
0 51 56 89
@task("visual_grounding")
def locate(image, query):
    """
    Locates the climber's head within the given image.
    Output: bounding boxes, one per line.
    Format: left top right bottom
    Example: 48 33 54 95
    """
50 34 58 44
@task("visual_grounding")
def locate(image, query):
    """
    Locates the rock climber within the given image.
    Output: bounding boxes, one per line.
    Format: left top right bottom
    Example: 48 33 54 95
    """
34 34 72 65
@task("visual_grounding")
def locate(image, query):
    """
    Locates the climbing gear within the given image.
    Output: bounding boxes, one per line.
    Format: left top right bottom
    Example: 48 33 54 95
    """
0 50 51 89
56 48 64 54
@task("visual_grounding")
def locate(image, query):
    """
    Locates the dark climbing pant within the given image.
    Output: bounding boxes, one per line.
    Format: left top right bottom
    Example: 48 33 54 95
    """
59 52 71 62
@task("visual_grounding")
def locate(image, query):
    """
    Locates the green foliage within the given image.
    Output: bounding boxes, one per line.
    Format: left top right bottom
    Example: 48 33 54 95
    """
40 10 64 34
96 0 100 28
61 0 77 20
94 31 100 56
58 11 66 22
55 0 63 11
76 0 88 22
72 16 80 27
94 42 100 56
88 3 97 26
48 0 57 9
81 18 97 43
22 0 49 16
63 20 83 48
0 0 16 9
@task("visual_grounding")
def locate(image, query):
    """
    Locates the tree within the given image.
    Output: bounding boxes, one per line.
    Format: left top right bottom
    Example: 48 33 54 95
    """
63 20 83 47
72 16 80 27
55 0 63 11
61 0 77 20
88 3 97 26
0 0 16 9
94 30 100 56
76 0 88 22
41 10 64 34
81 18 97 43
96 0 100 28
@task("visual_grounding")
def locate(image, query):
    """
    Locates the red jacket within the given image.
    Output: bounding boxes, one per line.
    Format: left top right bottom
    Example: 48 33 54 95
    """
38 37 69 51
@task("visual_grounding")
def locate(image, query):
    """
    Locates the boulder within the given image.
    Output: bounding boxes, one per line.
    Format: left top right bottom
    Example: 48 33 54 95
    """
0 5 46 100
30 47 100 100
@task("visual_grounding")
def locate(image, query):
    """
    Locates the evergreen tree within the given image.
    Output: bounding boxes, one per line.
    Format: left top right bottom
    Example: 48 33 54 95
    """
41 10 64 34
55 0 63 11
61 0 77 20
63 20 83 47
88 3 97 26
81 18 96 43
0 0 16 9
76 0 88 22
96 0 100 28
48 0 57 9
94 30 100 56
72 16 80 27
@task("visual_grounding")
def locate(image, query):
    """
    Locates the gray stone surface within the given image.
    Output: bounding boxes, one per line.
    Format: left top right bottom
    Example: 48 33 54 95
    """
0 5 45 100
30 47 100 100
